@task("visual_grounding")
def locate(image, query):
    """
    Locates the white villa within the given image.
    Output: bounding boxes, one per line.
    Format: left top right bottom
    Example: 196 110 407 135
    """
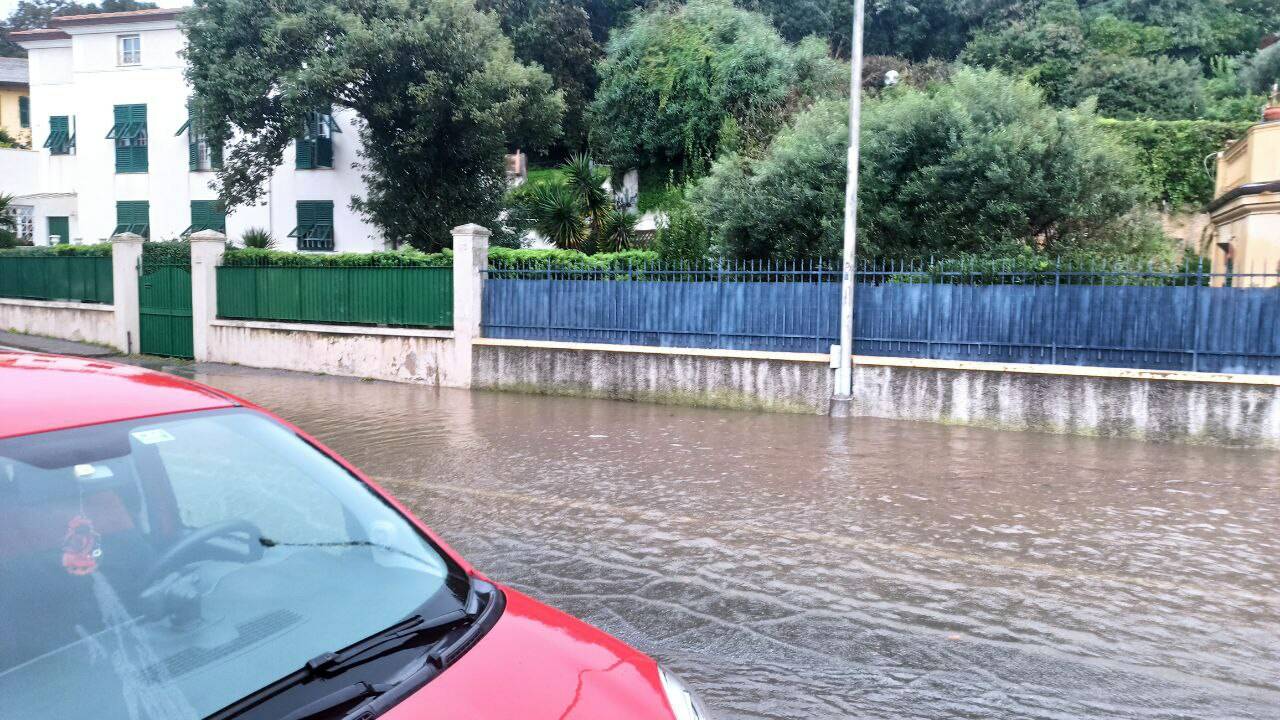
9 8 383 251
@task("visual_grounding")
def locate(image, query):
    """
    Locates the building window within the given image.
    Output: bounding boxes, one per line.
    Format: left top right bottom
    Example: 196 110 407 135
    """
114 200 150 238
48 216 70 244
295 109 339 170
107 104 148 173
118 34 141 66
18 96 29 128
177 99 223 172
43 115 74 155
289 201 334 251
184 200 226 236
8 205 34 243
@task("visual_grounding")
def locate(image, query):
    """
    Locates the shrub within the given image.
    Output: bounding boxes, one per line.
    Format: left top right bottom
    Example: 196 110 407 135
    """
240 227 277 249
1099 119 1252 207
692 68 1158 260
653 197 712 263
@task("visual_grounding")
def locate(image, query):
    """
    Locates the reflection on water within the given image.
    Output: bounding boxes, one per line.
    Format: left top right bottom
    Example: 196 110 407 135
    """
184 364 1280 719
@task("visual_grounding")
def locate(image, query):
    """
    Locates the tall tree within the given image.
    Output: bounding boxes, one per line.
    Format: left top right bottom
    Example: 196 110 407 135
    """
184 0 565 251
480 0 601 155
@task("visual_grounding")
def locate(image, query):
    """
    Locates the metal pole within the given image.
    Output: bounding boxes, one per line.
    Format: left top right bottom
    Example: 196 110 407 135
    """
834 0 866 401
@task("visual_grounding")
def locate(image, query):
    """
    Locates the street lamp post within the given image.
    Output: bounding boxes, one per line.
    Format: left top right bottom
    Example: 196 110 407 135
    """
833 0 866 406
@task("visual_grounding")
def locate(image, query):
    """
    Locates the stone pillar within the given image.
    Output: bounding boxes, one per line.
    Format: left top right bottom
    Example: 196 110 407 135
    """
450 223 490 388
189 230 227 361
110 233 144 354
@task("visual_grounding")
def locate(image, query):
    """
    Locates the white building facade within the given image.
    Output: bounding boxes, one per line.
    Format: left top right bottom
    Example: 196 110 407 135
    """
11 8 384 251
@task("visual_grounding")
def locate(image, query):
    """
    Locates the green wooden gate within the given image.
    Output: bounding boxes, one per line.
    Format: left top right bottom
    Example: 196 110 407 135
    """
139 263 194 358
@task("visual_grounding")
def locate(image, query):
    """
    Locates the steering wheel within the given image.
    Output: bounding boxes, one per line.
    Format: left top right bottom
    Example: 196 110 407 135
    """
144 519 265 587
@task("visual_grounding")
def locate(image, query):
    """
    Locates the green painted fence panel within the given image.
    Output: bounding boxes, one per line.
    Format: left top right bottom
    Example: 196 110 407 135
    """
216 265 452 329
139 264 194 359
0 256 114 304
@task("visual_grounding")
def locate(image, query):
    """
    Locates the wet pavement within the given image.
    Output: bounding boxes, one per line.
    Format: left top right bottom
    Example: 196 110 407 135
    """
172 363 1280 719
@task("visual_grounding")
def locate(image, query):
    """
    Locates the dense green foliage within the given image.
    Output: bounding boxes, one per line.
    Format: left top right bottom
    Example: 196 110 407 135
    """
183 0 564 252
962 0 1277 120
222 247 452 267
693 69 1166 261
1099 119 1252 207
589 0 845 177
141 241 191 265
1 0 157 56
1241 43 1280 94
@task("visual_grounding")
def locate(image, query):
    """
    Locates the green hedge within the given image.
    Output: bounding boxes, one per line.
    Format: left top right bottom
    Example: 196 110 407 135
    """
223 247 451 267
488 247 660 269
0 243 112 257
1100 119 1252 208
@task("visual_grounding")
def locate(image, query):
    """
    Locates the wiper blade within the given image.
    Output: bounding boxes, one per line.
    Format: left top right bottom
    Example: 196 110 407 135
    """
279 682 392 720
306 608 470 677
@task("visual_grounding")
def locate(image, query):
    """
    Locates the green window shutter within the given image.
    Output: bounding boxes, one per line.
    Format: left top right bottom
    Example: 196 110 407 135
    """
296 138 315 169
115 201 149 238
44 116 72 154
189 200 226 234
112 104 148 173
188 138 199 171
48 216 70 244
19 96 29 128
315 201 334 226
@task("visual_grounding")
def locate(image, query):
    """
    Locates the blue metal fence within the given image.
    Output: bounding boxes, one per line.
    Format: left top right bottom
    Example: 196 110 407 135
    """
482 261 1280 375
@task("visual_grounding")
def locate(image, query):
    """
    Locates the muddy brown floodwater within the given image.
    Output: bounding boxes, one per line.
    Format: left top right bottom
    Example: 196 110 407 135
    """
181 363 1280 720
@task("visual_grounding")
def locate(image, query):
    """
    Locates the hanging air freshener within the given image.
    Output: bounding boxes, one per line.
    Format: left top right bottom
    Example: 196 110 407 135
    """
62 515 102 575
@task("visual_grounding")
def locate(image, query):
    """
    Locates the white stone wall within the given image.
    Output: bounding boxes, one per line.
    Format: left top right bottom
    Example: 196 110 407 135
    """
0 298 116 347
16 21 384 251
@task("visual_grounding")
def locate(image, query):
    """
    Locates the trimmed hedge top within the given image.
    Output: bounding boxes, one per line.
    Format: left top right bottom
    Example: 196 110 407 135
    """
488 247 660 269
0 243 112 257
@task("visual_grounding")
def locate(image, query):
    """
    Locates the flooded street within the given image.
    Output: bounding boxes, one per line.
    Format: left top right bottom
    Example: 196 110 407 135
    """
186 364 1280 719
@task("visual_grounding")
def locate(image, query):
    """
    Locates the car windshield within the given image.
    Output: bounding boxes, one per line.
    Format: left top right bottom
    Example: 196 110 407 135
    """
0 408 466 720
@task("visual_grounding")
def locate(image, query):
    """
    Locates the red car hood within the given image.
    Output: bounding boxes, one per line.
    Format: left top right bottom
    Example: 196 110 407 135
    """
384 587 676 720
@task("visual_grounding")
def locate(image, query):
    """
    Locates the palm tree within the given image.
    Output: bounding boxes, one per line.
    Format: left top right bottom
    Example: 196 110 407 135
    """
523 182 587 250
561 154 610 243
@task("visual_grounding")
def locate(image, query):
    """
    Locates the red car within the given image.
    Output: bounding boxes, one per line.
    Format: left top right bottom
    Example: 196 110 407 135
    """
0 352 710 720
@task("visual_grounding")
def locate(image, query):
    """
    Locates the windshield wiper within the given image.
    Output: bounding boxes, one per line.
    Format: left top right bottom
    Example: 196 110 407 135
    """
305 608 469 677
278 682 392 720
209 608 472 720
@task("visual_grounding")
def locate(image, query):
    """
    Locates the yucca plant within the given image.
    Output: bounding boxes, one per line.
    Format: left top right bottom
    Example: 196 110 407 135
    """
524 182 587 250
598 209 639 253
240 227 277 249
